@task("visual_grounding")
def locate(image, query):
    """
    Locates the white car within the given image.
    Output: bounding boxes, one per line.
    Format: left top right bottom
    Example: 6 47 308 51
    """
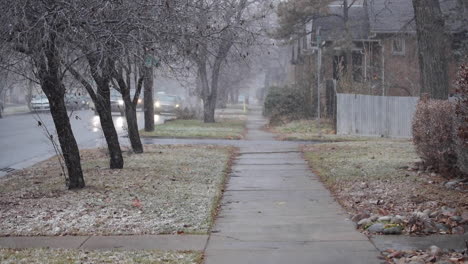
30 95 50 112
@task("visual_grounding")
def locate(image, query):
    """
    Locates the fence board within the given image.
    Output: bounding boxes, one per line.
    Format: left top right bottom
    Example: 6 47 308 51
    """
337 93 419 138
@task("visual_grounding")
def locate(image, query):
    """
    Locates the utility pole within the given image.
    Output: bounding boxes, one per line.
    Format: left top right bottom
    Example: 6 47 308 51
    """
143 48 160 132
316 27 322 120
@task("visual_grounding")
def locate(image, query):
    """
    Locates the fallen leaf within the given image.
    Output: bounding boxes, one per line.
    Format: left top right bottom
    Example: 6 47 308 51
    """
132 199 142 208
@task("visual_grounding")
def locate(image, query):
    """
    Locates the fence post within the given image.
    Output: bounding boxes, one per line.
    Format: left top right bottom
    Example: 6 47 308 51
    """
333 80 337 133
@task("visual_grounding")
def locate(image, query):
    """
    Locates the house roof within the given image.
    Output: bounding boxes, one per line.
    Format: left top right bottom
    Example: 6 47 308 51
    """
367 0 467 34
314 5 369 41
367 0 415 33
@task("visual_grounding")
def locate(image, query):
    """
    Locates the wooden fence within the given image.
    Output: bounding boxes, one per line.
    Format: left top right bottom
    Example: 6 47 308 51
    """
336 93 419 138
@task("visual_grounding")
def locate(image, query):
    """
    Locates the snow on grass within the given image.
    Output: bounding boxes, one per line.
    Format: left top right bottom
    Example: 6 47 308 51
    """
0 248 202 264
303 140 468 220
0 145 235 236
271 119 375 142
140 119 246 139
304 140 418 184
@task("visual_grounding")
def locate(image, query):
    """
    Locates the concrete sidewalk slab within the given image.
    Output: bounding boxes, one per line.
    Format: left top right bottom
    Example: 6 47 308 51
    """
0 236 89 249
204 249 380 264
227 175 322 191
203 111 381 264
81 235 208 251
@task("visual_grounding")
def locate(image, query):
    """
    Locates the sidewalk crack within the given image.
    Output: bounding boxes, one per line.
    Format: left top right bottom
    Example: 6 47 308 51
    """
78 236 92 249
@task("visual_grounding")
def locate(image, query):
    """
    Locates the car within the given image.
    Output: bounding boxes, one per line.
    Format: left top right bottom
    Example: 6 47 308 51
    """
80 96 92 110
110 94 125 116
30 95 50 112
136 96 144 110
154 93 182 114
65 94 90 110
90 94 125 116
130 89 144 110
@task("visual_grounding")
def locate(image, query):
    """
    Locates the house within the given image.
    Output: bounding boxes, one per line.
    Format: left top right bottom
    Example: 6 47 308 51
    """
286 0 467 116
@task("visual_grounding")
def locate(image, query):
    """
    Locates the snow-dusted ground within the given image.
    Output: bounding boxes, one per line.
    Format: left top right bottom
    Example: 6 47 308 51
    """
0 145 233 236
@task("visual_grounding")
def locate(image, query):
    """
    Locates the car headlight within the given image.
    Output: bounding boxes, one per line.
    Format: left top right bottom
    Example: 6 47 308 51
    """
155 101 161 108
81 101 86 104
175 104 180 108
118 100 124 106
138 99 142 104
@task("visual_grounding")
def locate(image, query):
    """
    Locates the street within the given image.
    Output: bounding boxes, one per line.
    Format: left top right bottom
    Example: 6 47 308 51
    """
0 110 170 175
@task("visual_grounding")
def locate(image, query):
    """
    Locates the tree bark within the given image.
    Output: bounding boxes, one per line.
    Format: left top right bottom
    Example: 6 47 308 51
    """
68 64 124 168
37 36 85 189
143 66 155 131
217 84 228 109
47 93 85 189
95 81 124 169
116 74 143 154
197 60 216 123
413 0 450 99
123 92 143 153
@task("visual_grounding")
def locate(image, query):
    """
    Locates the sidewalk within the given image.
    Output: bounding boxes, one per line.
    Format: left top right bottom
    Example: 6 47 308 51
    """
203 111 381 264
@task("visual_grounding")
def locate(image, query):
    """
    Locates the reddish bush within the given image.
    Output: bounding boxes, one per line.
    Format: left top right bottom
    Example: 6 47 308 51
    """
454 64 468 176
412 99 457 175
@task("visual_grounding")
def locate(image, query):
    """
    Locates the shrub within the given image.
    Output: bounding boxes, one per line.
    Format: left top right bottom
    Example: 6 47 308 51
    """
412 99 457 175
454 64 468 175
263 85 306 125
176 107 200 120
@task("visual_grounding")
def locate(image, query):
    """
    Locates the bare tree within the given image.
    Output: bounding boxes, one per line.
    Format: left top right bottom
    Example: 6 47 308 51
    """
178 0 272 123
112 52 144 153
66 0 162 160
412 0 450 99
0 0 85 189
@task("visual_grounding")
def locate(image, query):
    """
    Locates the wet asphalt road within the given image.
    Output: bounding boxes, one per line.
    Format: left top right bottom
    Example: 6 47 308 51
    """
0 110 170 174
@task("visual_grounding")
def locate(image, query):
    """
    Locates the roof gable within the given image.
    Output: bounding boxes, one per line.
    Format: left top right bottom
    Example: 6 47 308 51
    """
367 0 467 34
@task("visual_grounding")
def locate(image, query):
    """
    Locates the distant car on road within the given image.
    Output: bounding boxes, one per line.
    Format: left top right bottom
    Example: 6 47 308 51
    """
30 95 50 112
89 94 125 116
154 93 182 114
65 94 90 110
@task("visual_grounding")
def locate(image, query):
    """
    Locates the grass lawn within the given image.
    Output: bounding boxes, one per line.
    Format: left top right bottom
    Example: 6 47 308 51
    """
0 248 202 264
140 119 246 140
302 140 468 233
270 119 377 142
0 145 236 236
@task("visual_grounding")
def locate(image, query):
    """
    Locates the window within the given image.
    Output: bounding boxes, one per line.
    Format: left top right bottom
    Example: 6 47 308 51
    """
392 38 405 55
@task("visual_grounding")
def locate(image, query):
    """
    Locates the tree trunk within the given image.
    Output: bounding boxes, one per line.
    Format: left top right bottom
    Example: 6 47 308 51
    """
143 66 155 131
68 64 124 168
95 82 124 169
122 86 143 153
114 62 144 154
37 36 85 189
47 93 85 189
217 82 228 109
233 89 240 104
203 97 216 123
203 56 224 123
413 0 450 99
304 57 314 117
228 89 235 104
